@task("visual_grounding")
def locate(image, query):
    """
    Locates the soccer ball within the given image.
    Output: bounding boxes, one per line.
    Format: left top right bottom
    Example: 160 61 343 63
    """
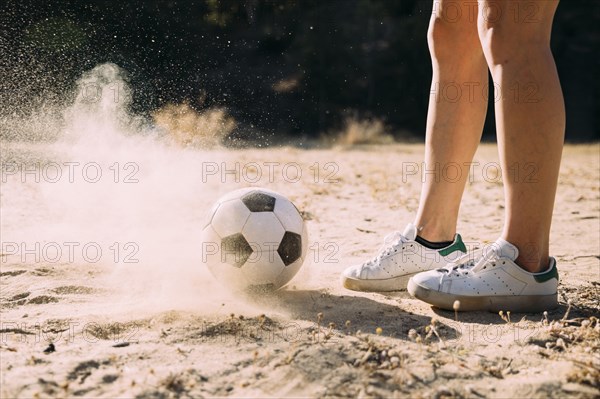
201 188 308 292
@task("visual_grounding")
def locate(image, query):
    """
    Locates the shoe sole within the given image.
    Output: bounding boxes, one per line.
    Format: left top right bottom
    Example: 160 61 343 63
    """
342 272 419 292
407 279 558 313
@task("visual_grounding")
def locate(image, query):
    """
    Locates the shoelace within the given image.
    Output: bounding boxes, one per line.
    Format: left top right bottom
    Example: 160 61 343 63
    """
365 231 410 266
471 249 501 273
439 246 499 277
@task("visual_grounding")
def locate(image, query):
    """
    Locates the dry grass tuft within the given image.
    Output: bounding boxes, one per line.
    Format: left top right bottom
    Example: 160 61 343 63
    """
567 363 600 389
152 102 236 148
162 373 187 393
537 314 600 388
84 321 141 341
331 117 394 146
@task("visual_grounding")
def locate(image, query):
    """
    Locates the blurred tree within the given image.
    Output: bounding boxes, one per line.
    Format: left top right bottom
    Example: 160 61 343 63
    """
1 0 598 141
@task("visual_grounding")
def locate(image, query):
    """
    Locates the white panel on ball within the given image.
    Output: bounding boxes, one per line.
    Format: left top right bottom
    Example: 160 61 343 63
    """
242 212 285 249
273 196 303 233
202 200 221 229
201 225 222 263
211 198 252 237
275 257 302 288
242 252 285 286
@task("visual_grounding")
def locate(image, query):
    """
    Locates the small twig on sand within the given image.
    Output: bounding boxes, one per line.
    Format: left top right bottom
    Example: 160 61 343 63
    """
561 300 572 322
428 318 446 348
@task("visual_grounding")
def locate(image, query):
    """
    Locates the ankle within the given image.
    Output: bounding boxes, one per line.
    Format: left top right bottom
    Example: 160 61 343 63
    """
414 222 455 243
502 234 550 273
415 235 453 249
515 254 550 273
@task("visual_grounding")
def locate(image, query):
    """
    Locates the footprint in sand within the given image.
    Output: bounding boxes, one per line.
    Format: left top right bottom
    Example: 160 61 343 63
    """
1 292 31 308
31 268 53 276
10 292 30 301
0 270 27 278
27 295 60 304
51 286 97 295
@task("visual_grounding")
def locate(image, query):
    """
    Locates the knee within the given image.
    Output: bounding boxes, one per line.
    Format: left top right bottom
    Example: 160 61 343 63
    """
478 19 549 68
477 20 513 67
477 0 557 67
427 16 479 64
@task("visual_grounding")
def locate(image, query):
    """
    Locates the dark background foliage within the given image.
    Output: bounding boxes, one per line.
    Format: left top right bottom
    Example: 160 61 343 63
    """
1 0 598 141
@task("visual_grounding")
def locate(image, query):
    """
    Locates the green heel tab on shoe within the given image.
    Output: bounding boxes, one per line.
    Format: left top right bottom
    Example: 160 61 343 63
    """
533 258 559 283
438 234 467 257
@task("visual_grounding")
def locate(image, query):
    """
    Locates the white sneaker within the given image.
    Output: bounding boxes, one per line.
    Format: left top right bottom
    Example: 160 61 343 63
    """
407 238 559 312
341 223 467 292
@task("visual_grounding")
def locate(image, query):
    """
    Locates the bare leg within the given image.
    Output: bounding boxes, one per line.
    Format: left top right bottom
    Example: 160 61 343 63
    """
478 0 565 272
415 0 489 242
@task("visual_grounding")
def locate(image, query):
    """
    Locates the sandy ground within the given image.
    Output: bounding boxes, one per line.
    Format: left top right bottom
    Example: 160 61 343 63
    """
1 140 599 398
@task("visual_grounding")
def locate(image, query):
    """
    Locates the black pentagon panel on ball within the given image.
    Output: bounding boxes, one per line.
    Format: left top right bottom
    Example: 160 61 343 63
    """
241 191 276 212
221 233 254 268
277 231 302 266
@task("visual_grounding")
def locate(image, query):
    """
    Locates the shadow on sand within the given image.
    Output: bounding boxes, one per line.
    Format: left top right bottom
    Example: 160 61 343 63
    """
247 289 449 340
